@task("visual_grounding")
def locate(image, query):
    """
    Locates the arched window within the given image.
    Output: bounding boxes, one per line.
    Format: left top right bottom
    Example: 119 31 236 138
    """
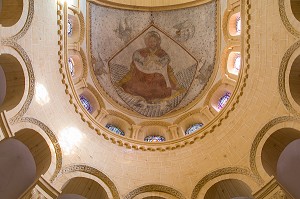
144 135 165 142
67 19 73 36
79 95 92 113
105 124 125 136
68 58 75 77
236 16 241 34
229 12 241 36
218 92 231 110
185 123 203 135
234 53 241 71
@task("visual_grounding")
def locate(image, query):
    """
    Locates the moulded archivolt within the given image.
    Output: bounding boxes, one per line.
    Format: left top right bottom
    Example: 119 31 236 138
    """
191 167 261 199
278 0 300 38
278 40 300 116
249 117 300 183
56 164 119 199
1 0 34 38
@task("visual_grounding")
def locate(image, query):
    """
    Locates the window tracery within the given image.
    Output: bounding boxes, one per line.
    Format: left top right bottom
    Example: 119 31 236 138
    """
144 135 166 142
105 124 125 136
79 95 92 113
185 123 203 135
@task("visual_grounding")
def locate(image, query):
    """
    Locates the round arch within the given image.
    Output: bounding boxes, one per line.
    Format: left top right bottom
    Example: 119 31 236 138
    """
0 53 25 113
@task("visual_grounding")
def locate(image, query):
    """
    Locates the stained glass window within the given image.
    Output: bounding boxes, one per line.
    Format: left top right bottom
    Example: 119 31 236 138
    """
105 124 125 136
234 53 241 71
236 16 241 34
144 135 165 142
68 57 75 76
80 95 92 113
185 123 204 135
218 92 231 110
67 19 73 36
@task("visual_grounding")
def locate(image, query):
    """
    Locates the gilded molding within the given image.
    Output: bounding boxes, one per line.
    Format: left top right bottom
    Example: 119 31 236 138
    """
124 184 186 199
59 164 120 199
191 167 260 199
79 48 88 79
249 116 298 184
78 12 86 44
278 0 300 38
19 117 63 182
278 40 300 116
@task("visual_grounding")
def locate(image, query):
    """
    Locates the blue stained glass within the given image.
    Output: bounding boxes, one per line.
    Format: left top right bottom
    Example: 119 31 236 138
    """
185 123 204 135
105 124 125 136
80 95 92 113
218 92 231 110
236 16 241 34
144 135 165 142
68 58 75 76
67 19 73 36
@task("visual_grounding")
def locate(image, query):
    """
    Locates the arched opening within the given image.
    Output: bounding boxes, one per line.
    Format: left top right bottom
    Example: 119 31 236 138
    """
138 125 170 141
204 179 253 199
0 129 51 198
0 54 25 112
261 128 300 198
58 177 109 199
227 51 241 76
291 0 300 21
67 12 80 44
228 12 241 37
289 55 300 106
0 0 23 27
68 50 84 83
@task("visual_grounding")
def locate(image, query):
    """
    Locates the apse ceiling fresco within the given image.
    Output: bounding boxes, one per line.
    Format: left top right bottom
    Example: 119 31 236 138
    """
89 1 217 117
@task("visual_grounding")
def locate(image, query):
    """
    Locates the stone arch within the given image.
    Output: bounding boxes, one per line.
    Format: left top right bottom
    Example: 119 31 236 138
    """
56 164 119 199
191 167 260 199
124 184 186 199
0 0 23 27
58 177 109 199
260 127 300 198
289 54 300 107
204 179 253 199
0 53 25 112
291 0 300 22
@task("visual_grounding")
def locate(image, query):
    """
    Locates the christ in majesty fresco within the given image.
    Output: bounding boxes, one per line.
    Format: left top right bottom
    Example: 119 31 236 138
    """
117 31 184 102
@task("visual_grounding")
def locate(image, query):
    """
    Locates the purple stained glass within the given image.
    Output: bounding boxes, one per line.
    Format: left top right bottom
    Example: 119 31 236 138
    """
218 92 231 110
105 124 125 136
144 135 165 142
68 57 75 76
185 123 204 135
80 95 92 113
